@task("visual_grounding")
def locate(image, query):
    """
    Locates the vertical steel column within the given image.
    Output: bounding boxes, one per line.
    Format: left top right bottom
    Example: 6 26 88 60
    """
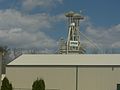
76 66 78 90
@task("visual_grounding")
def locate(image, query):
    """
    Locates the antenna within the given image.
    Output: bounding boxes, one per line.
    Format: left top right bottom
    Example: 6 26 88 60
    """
80 10 82 14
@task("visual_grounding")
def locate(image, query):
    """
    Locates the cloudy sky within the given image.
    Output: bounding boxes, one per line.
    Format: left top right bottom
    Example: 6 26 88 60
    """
0 0 120 52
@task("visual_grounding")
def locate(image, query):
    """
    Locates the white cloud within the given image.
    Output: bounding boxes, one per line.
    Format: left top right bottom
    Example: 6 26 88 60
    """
51 13 66 22
0 28 56 49
1 8 119 52
22 0 63 11
0 9 64 49
0 9 52 31
112 42 120 48
82 22 120 48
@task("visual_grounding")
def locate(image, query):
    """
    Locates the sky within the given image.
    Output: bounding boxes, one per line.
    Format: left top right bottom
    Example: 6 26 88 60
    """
0 0 120 53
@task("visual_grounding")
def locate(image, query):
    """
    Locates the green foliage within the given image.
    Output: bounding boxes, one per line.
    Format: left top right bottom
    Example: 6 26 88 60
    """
0 46 9 55
32 78 45 90
1 77 13 90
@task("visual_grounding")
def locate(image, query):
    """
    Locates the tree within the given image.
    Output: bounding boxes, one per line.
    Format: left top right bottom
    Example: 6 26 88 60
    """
1 77 13 90
32 78 45 90
0 46 9 55
0 46 10 74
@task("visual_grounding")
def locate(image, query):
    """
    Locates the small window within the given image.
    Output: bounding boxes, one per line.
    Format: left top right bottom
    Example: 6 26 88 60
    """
117 84 120 90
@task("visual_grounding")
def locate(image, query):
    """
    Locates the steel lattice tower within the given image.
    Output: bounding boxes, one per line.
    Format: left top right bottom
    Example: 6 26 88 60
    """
59 11 85 54
65 11 84 54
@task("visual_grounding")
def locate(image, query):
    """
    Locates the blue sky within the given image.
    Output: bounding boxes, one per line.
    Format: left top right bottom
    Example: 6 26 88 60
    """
0 0 120 53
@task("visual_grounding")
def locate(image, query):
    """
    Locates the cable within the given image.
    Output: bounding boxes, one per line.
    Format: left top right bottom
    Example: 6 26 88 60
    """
79 31 103 53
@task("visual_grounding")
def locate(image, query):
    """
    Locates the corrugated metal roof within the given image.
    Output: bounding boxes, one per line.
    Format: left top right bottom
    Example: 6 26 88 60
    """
7 54 120 66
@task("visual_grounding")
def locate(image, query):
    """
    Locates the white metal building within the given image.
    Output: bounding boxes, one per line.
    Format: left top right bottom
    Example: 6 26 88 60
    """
6 54 120 90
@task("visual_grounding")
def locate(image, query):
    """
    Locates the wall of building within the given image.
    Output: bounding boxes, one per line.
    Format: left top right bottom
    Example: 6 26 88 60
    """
78 67 120 90
6 67 76 90
6 66 120 90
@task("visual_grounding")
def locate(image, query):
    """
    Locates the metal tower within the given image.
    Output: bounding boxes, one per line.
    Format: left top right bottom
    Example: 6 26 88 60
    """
59 11 85 54
66 11 84 54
